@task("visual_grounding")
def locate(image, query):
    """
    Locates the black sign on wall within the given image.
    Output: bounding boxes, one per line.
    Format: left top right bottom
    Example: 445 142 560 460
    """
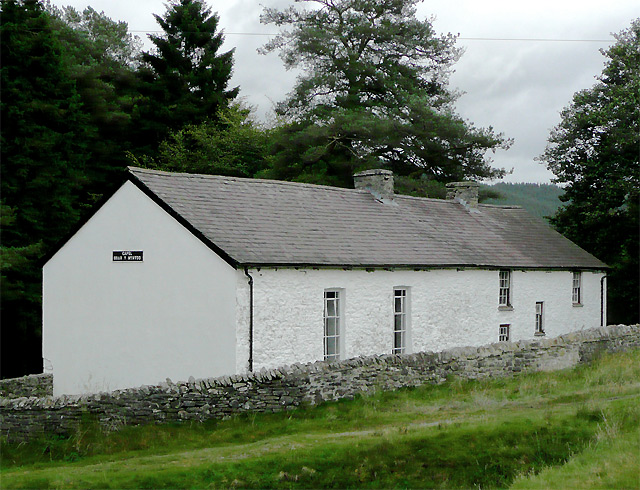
113 251 143 262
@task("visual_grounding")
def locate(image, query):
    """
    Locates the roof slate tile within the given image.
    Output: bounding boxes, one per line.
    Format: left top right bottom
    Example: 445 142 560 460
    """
128 167 606 270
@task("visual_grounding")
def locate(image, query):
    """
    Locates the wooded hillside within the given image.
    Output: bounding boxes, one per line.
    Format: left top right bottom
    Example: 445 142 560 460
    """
482 183 564 221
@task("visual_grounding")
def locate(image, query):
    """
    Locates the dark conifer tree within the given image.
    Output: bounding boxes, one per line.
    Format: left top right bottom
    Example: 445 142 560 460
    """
134 0 238 155
1 0 92 377
48 5 142 196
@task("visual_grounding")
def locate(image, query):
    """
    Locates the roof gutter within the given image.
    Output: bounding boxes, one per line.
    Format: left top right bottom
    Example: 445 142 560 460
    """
240 263 609 272
244 267 254 372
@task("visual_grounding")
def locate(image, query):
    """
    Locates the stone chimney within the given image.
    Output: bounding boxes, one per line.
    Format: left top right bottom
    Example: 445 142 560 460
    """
446 181 479 209
353 169 394 202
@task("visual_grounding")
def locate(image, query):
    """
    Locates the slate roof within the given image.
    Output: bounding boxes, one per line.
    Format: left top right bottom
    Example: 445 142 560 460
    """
127 167 607 270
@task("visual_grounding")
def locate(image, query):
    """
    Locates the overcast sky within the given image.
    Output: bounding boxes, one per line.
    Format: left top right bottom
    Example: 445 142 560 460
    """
52 0 638 183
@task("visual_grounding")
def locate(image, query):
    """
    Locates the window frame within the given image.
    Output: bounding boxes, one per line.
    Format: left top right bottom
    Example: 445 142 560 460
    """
499 270 512 307
393 287 410 354
572 271 582 305
499 324 510 342
323 289 343 361
535 301 545 336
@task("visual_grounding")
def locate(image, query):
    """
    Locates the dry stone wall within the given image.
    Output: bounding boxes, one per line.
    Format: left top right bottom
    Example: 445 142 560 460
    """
1 324 638 442
0 374 53 399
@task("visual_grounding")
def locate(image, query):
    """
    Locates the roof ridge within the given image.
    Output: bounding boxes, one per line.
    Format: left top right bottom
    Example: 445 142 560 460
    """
394 194 465 204
128 166 365 195
127 167 468 205
478 203 523 209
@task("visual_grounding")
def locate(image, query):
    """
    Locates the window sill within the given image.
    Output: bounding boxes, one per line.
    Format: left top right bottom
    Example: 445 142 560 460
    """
534 332 546 337
572 303 583 307
498 305 513 311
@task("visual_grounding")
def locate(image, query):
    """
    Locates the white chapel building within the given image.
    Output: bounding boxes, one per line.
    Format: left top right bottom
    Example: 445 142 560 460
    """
43 167 607 395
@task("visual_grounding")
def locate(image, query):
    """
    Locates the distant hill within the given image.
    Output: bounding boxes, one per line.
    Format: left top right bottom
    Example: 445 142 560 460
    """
481 182 564 222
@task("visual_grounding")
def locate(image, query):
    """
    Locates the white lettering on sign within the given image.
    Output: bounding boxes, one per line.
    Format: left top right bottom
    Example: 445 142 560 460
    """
113 251 143 262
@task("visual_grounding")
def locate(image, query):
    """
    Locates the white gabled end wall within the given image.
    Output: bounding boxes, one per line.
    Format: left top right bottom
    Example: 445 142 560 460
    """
242 268 606 372
43 181 238 395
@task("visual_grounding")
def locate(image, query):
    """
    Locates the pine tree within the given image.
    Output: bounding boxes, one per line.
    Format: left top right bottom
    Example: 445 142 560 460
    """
260 0 509 188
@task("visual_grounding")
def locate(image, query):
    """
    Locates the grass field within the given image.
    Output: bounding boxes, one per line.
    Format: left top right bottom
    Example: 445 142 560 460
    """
1 349 639 489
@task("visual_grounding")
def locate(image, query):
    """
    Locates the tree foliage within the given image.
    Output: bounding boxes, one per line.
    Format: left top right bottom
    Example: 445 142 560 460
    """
0 0 243 378
1 0 95 376
134 104 269 178
539 19 640 324
134 0 238 154
47 4 142 191
260 0 509 188
49 4 142 66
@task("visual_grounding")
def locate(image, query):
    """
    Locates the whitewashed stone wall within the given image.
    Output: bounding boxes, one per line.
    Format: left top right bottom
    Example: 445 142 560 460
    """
243 267 605 372
235 270 252 373
43 182 606 394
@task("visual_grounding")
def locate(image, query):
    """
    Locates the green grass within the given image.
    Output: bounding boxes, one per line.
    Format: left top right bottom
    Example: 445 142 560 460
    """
2 350 639 489
511 425 640 489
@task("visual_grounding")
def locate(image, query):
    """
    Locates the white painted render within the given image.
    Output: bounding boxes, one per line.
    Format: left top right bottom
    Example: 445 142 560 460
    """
235 269 251 374
242 268 605 372
43 181 237 395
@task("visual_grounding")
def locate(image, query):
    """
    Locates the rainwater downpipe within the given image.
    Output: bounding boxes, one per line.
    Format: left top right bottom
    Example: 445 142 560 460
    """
600 274 607 327
244 267 254 372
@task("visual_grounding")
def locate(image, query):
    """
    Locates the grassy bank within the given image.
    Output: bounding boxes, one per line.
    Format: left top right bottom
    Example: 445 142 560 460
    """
1 350 639 489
